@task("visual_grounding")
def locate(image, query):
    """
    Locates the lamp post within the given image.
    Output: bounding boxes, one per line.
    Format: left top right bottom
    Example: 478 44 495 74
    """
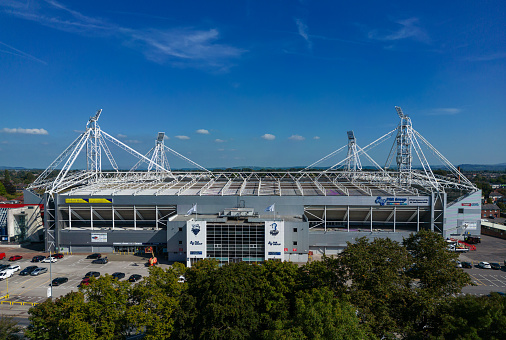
49 248 52 300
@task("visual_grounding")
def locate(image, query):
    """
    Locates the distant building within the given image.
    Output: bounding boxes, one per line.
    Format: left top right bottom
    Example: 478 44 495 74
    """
489 192 504 203
481 203 500 219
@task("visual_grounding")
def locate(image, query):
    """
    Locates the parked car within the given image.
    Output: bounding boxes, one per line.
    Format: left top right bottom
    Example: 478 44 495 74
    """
51 277 69 286
7 265 20 272
8 255 22 261
30 267 48 276
455 260 462 268
31 255 45 262
461 261 473 269
128 274 142 282
86 253 101 259
112 272 125 280
0 252 5 260
41 257 57 263
52 253 64 259
490 263 501 270
479 262 492 269
0 271 14 280
92 257 108 264
84 271 100 278
79 278 91 287
20 266 38 276
178 275 186 283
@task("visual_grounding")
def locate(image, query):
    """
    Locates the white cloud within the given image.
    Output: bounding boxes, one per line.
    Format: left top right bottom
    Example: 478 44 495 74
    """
1 141 9 144
427 108 462 116
116 134 127 138
0 40 47 65
261 133 276 140
1 1 245 70
175 135 190 140
217 148 225 152
125 139 141 144
313 136 320 140
196 129 209 135
295 18 312 49
368 18 430 44
215 139 225 143
465 52 506 62
1 127 48 135
73 129 85 134
289 134 305 141
163 135 170 140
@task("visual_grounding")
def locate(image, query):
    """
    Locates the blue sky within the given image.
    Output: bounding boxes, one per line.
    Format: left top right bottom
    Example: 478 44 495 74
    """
0 0 504 169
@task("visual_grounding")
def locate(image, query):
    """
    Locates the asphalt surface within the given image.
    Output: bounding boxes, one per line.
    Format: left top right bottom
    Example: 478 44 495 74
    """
0 247 169 328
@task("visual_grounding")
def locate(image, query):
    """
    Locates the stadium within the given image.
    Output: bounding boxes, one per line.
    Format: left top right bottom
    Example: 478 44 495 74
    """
26 107 481 267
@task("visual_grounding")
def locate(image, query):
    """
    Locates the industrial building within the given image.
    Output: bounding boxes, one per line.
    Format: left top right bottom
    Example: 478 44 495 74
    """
26 108 481 267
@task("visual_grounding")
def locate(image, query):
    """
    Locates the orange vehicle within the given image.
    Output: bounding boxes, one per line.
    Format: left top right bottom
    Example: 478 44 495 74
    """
148 256 158 266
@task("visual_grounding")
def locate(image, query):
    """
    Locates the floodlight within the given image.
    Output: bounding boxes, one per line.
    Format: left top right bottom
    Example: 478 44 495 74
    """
347 130 355 141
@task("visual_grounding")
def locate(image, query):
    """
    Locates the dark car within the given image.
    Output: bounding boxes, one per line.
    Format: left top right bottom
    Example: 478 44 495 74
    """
84 271 100 278
92 257 108 264
461 261 473 269
20 266 38 276
491 263 501 270
9 255 23 261
86 253 101 259
52 253 64 259
31 255 45 262
0 264 10 271
128 274 142 282
51 277 69 286
112 272 125 280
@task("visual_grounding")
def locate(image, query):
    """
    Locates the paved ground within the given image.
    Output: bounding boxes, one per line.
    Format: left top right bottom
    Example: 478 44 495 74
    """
0 247 170 321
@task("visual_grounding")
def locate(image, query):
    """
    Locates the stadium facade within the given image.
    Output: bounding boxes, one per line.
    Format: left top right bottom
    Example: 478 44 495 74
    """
27 108 481 266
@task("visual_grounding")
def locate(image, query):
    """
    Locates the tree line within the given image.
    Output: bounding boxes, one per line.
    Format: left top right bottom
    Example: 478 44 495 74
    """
17 230 506 339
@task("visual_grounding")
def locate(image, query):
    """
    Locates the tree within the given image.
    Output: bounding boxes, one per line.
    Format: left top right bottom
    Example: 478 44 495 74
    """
0 181 7 196
402 230 473 336
335 237 414 338
434 293 506 339
0 315 20 339
291 287 374 340
128 264 186 339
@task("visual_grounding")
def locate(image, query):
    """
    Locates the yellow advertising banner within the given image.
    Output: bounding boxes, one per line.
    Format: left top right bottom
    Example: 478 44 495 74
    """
65 198 112 204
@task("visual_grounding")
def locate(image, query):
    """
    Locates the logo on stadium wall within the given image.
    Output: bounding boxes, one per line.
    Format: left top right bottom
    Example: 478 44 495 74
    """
191 224 201 235
270 222 279 236
375 196 408 206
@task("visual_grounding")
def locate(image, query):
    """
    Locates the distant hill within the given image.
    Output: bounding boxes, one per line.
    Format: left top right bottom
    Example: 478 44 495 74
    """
0 166 27 170
1 163 505 172
457 163 506 172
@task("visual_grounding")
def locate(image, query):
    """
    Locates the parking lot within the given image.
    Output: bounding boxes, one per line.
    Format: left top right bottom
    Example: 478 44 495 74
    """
0 249 169 306
457 234 506 295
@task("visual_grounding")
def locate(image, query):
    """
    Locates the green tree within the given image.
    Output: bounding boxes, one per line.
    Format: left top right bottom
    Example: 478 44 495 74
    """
292 287 374 340
0 181 7 196
402 230 473 336
128 264 186 339
0 315 20 339
434 293 506 339
25 292 96 340
338 237 413 338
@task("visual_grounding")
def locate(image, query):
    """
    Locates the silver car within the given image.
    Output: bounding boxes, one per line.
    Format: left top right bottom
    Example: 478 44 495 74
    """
31 267 48 276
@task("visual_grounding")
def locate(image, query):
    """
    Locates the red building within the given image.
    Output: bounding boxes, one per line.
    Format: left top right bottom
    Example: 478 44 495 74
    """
481 203 500 219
